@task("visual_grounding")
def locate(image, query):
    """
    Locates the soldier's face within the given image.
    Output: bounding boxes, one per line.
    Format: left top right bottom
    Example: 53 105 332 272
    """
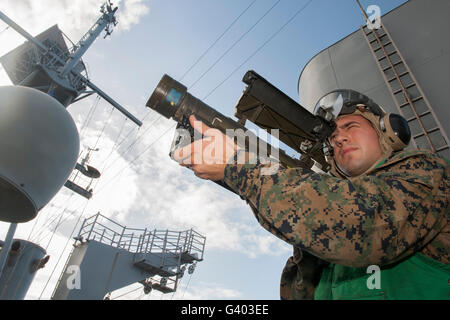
330 114 383 176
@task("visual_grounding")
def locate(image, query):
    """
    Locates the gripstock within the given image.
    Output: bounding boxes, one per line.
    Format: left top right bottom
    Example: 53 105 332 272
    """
145 71 335 185
235 70 335 171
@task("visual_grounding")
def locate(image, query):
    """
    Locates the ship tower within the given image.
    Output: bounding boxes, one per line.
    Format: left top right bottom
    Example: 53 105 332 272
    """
0 1 205 299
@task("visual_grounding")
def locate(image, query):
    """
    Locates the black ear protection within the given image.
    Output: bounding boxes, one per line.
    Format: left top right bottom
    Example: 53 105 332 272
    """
314 89 411 151
379 112 411 151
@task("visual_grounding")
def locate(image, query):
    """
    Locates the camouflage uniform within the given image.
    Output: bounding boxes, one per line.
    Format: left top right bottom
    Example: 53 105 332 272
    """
222 149 449 299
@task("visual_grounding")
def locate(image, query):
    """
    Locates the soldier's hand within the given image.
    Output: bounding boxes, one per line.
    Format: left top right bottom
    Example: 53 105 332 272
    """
172 115 238 180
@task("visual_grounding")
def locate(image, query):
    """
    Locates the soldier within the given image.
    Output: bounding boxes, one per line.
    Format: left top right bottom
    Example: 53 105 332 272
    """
173 89 449 300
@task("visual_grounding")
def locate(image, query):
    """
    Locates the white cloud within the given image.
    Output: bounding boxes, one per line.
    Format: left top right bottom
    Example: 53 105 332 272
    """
116 0 150 31
0 0 292 300
174 282 242 300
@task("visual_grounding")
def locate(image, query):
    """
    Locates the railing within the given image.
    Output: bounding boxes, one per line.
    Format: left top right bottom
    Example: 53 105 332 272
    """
75 213 206 294
77 213 206 260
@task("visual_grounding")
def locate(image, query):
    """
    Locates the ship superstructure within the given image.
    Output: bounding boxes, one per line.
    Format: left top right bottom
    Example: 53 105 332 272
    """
0 1 205 300
52 213 205 300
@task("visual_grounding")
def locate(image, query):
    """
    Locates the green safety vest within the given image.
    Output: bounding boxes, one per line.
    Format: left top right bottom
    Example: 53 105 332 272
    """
314 253 450 300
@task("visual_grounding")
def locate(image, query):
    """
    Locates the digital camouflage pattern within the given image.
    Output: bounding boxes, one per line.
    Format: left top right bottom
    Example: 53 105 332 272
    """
222 149 449 299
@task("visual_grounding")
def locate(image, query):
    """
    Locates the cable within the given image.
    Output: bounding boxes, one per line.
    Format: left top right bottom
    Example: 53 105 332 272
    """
188 0 282 89
27 203 59 243
26 123 173 254
58 115 128 220
35 194 76 247
111 284 142 300
92 105 115 150
101 112 160 174
203 0 314 100
33 108 130 282
95 113 163 178
93 122 177 197
30 194 76 244
31 1 313 302
95 115 128 172
91 1 312 198
114 109 153 151
31 196 73 241
0 25 10 35
179 0 257 81
26 203 47 241
181 272 193 300
30 0 315 298
136 292 146 300
94 0 314 188
63 115 128 213
79 95 101 139
65 2 289 208
170 272 187 300
44 209 65 251
32 120 177 301
38 102 148 247
35 105 129 246
41 121 173 232
38 108 123 237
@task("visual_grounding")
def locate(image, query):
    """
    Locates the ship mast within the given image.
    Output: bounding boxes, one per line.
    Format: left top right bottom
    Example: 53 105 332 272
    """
0 1 142 126
0 2 143 298
60 2 118 77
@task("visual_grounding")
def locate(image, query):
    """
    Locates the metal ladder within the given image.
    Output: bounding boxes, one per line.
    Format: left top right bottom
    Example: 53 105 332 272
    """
357 2 449 159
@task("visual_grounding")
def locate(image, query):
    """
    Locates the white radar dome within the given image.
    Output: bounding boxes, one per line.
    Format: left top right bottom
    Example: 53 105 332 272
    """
0 86 79 223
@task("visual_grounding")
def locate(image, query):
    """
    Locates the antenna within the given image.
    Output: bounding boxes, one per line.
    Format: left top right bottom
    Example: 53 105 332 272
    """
0 2 143 199
0 2 142 126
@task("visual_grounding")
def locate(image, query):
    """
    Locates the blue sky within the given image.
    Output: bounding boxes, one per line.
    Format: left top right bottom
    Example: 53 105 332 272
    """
0 0 407 300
